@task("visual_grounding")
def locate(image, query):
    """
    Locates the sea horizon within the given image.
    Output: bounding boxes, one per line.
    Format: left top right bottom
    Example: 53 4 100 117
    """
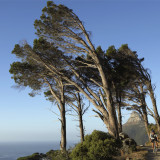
0 141 76 160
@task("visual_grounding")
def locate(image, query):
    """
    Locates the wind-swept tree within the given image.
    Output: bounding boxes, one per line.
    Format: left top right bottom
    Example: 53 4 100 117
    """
33 1 120 138
145 75 160 132
9 38 70 151
131 61 160 132
33 2 145 137
10 1 149 139
105 44 145 133
124 82 150 138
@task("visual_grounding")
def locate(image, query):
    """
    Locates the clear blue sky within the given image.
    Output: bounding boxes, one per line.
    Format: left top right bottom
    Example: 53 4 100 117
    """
1 0 160 143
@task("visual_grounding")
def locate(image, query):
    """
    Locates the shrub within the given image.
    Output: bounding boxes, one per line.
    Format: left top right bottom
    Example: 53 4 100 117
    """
17 153 45 160
70 130 122 160
46 150 71 160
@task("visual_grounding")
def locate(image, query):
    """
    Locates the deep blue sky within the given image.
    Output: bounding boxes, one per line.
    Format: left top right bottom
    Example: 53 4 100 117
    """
1 0 160 143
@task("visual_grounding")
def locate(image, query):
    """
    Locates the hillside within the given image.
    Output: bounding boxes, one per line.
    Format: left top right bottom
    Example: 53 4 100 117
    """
123 111 149 145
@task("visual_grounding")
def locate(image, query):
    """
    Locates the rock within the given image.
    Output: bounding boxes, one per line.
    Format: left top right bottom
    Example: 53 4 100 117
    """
122 138 137 154
119 132 137 154
127 111 142 124
119 132 129 140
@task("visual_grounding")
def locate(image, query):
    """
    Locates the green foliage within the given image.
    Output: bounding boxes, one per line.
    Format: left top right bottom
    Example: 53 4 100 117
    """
17 153 45 160
96 46 104 56
46 150 71 160
70 130 121 160
17 150 71 160
106 45 116 56
119 44 129 51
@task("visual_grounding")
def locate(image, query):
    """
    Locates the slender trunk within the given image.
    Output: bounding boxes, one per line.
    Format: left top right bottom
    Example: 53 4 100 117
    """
148 83 160 131
46 80 67 151
140 84 150 138
117 102 122 133
60 103 66 151
142 107 150 139
77 93 84 143
78 109 84 143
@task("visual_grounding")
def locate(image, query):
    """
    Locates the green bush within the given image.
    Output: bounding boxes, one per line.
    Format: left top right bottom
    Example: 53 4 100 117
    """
17 153 45 160
17 150 71 160
70 130 122 160
46 150 71 160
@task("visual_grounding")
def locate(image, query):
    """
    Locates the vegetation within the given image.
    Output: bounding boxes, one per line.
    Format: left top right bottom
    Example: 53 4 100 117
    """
18 130 122 160
17 153 46 160
46 150 71 160
9 0 160 157
70 130 121 160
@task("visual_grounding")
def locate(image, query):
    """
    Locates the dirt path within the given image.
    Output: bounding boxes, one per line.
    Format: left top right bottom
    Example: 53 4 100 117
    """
145 146 160 160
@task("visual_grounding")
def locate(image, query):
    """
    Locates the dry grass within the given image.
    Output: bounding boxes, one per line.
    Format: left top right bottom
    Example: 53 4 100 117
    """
113 146 148 160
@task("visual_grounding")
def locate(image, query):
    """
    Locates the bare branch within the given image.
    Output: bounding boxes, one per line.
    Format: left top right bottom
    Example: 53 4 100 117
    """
92 109 104 121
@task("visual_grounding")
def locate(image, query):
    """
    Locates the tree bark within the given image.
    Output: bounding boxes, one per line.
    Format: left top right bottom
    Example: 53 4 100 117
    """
117 102 122 133
142 107 150 139
60 103 66 151
148 82 160 131
140 84 150 139
45 78 67 151
78 109 84 143
108 111 119 138
77 94 85 143
92 53 119 138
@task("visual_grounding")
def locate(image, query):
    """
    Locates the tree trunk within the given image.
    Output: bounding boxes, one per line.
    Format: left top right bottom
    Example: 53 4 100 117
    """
78 109 84 143
94 55 119 138
117 102 122 133
105 89 119 139
60 103 66 151
77 93 85 143
148 83 160 131
107 104 119 138
139 84 150 138
142 106 150 139
103 113 119 139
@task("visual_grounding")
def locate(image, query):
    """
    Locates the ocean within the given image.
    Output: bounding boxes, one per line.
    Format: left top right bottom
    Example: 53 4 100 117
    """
0 141 75 160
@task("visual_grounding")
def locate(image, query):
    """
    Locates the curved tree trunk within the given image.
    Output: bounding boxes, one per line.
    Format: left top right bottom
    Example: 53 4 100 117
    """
148 83 160 131
140 84 150 139
142 106 150 139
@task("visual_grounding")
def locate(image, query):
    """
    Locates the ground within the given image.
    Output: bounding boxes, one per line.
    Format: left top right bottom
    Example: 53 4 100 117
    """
145 146 160 160
114 145 160 160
